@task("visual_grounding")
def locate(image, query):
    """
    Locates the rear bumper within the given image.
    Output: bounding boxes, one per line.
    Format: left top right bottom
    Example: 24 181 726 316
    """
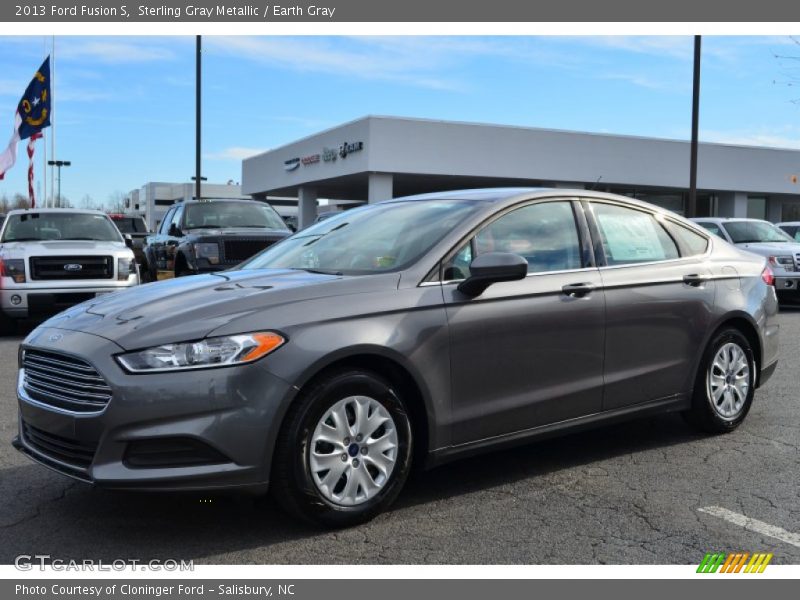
774 275 800 294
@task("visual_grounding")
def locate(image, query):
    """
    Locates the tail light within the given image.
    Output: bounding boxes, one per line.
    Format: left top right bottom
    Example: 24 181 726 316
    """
762 264 775 286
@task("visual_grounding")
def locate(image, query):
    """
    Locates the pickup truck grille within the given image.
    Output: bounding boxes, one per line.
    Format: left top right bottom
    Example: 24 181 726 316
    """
222 239 273 264
29 255 114 280
22 349 112 413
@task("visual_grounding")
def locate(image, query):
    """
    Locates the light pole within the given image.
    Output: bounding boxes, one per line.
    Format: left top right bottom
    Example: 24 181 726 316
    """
688 35 701 218
47 159 71 207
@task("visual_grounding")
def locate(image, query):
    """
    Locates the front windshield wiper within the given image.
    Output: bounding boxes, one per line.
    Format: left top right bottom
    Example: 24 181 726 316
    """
61 237 105 241
1 237 41 242
289 267 344 276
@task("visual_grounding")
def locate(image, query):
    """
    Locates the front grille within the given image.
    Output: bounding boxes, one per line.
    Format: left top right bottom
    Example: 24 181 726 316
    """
21 420 97 470
222 239 272 263
30 255 114 280
22 349 112 413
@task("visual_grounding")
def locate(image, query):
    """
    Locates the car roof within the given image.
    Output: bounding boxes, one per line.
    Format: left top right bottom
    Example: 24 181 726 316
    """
386 187 676 214
5 207 109 216
179 198 262 206
777 221 800 225
691 217 771 223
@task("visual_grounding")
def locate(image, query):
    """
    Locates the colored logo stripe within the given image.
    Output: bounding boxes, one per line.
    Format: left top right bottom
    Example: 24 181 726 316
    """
697 552 773 573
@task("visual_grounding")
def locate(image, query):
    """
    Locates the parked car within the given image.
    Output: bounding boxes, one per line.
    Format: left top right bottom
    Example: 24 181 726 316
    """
692 217 800 300
141 199 290 281
14 189 778 527
0 208 139 335
108 214 149 269
776 221 800 242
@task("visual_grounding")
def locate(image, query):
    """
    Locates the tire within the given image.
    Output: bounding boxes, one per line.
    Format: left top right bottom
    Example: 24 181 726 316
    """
271 369 413 527
684 328 756 434
0 311 15 336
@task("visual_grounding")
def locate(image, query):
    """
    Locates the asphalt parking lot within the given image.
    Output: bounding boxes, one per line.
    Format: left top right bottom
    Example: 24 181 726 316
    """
0 313 798 566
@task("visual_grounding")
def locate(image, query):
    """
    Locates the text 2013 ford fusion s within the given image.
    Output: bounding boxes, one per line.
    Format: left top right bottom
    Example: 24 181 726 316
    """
13 189 779 526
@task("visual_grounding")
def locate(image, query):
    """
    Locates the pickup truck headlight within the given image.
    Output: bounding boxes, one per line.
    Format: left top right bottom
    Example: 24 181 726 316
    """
193 243 220 265
0 258 26 283
116 332 285 373
117 257 136 280
768 255 795 272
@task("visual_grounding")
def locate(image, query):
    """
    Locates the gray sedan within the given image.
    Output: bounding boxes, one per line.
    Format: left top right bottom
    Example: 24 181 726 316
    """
13 189 779 527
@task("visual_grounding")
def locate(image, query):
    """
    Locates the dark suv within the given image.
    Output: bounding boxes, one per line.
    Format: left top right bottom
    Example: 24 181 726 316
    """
141 199 290 281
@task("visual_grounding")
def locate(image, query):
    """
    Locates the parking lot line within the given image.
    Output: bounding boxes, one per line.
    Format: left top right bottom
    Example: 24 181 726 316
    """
698 506 800 549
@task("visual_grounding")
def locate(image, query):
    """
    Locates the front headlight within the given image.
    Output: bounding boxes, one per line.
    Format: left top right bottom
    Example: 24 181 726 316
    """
193 242 220 265
0 258 26 283
116 332 285 373
768 255 795 272
117 257 136 280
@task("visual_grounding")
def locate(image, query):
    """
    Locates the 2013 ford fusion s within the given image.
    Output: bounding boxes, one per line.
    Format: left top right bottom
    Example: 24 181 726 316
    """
14 189 779 526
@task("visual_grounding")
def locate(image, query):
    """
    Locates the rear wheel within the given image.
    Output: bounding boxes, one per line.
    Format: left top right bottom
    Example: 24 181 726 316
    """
685 328 755 433
271 369 413 527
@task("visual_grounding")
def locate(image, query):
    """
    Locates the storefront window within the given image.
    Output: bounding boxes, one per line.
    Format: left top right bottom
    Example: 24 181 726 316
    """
747 197 767 220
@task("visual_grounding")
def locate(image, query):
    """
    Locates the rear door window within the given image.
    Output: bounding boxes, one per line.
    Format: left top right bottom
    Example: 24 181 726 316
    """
591 203 679 265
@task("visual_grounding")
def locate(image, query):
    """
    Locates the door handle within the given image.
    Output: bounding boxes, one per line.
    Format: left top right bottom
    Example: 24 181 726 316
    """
682 273 709 287
562 282 595 297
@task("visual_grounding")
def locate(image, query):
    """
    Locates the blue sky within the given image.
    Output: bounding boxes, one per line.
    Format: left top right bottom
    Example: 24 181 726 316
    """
1 35 800 207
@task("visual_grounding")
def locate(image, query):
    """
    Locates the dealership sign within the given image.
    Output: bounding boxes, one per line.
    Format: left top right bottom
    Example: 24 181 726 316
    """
287 141 364 170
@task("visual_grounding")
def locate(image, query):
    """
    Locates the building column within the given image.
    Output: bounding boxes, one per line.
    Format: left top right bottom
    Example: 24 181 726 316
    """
717 192 748 218
298 186 318 230
368 172 394 203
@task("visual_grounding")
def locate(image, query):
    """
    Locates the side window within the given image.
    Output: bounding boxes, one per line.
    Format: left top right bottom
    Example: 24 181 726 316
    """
170 206 184 232
159 208 175 235
666 221 709 256
695 221 723 238
592 203 679 265
442 201 582 280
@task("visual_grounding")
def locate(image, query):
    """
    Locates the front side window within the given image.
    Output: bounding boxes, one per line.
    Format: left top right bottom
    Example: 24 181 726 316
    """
592 203 679 265
159 208 175 235
0 212 122 242
442 201 582 280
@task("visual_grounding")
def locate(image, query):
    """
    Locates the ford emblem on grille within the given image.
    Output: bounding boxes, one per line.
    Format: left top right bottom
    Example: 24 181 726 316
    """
48 333 63 342
64 263 83 272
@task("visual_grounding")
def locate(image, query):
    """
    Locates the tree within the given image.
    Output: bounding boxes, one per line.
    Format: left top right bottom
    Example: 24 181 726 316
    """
12 194 30 210
80 194 98 210
107 190 127 214
0 193 10 214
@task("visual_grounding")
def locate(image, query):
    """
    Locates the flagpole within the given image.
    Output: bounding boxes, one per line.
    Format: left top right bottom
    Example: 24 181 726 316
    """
42 36 47 207
50 34 55 207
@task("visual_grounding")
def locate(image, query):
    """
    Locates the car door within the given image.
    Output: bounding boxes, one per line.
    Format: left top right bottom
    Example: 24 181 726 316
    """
441 199 606 445
148 206 175 275
586 200 716 410
155 205 184 279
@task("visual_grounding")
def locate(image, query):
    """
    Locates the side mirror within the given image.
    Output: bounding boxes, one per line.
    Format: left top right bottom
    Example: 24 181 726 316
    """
124 234 133 248
457 252 528 297
168 224 182 237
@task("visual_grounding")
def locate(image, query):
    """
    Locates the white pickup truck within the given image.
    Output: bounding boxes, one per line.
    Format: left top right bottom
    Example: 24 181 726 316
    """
0 208 139 335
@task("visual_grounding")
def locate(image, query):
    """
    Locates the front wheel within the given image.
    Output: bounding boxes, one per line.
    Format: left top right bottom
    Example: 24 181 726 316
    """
685 328 756 433
271 369 413 527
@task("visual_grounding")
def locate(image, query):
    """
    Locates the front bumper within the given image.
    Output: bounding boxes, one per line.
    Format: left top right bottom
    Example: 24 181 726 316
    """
774 275 800 294
14 327 294 491
1 280 137 319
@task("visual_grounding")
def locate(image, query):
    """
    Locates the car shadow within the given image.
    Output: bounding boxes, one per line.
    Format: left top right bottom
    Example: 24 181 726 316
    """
0 411 705 565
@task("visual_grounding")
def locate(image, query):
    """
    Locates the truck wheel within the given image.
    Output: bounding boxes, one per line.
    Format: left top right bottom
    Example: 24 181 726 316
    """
0 311 16 336
271 369 413 527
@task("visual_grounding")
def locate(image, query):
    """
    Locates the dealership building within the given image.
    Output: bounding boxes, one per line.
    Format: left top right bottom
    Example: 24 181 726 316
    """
242 115 800 229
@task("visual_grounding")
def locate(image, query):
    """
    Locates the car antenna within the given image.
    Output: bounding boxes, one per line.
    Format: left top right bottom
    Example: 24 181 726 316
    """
589 176 603 191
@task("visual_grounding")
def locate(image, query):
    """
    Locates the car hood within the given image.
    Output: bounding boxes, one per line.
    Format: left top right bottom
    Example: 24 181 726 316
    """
734 241 800 255
39 268 399 350
0 240 128 256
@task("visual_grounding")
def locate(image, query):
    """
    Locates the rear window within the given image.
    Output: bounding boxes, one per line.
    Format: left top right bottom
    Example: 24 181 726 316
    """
111 217 147 233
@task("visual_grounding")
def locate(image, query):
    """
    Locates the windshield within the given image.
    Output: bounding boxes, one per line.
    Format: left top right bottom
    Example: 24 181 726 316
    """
184 202 288 230
722 221 794 244
112 217 147 233
238 200 482 275
1 212 122 242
